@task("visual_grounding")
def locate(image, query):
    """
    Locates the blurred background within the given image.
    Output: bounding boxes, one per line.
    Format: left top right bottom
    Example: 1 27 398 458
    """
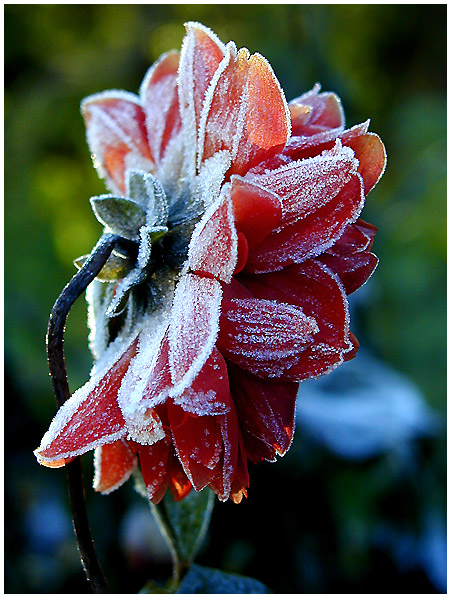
5 4 446 594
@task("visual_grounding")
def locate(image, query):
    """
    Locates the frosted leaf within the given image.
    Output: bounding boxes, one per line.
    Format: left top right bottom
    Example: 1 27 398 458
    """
125 169 169 226
106 269 146 317
87 281 116 359
90 194 146 240
168 274 222 396
75 252 132 283
188 188 238 283
136 224 168 271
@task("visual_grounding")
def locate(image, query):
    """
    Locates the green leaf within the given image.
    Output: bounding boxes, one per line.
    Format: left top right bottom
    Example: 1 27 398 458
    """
176 564 269 594
151 489 215 569
74 252 132 282
90 194 146 240
126 169 169 226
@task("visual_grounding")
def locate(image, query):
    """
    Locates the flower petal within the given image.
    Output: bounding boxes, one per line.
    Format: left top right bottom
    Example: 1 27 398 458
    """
245 171 365 273
228 364 298 463
344 132 387 194
327 218 377 256
230 176 282 249
81 92 153 195
35 340 138 466
168 402 223 491
198 43 291 175
229 434 249 504
217 296 319 378
208 403 240 501
172 346 232 416
140 50 182 164
240 260 353 380
93 439 137 494
178 22 226 176
289 84 345 135
318 252 379 295
168 274 222 395
188 189 238 283
138 439 170 504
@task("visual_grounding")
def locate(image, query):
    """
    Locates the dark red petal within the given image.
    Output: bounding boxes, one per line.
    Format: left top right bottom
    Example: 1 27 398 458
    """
138 440 169 504
228 364 298 463
240 260 352 380
140 50 182 163
344 132 387 194
344 331 360 362
208 403 240 501
81 93 153 194
245 173 364 274
35 340 138 465
168 402 223 491
234 232 249 275
217 296 318 378
167 450 193 501
327 219 377 256
230 176 282 249
229 434 249 504
172 346 232 416
168 274 222 395
188 191 238 283
318 252 379 295
94 439 137 494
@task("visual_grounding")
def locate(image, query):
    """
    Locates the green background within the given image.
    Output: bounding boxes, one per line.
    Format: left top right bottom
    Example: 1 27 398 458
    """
5 4 446 593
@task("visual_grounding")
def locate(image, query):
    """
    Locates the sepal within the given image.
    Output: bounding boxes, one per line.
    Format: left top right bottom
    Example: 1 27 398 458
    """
90 194 147 240
74 252 133 282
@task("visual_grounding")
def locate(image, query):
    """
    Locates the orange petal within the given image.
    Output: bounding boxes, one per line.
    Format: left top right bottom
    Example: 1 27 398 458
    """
140 50 182 164
93 439 137 494
344 132 387 194
81 92 153 194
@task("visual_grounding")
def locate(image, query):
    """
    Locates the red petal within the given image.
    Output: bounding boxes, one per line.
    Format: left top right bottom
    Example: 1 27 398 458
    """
230 176 282 249
93 439 137 494
208 403 240 501
244 143 359 230
141 330 172 405
173 346 232 416
240 260 352 380
290 85 344 135
138 440 169 504
188 191 238 283
228 364 298 463
318 252 379 295
245 173 364 274
35 340 138 465
81 93 153 194
168 274 222 394
327 219 377 256
178 22 226 172
217 296 318 378
230 434 249 504
167 450 193 501
140 50 182 164
168 403 222 491
198 45 291 175
344 331 360 362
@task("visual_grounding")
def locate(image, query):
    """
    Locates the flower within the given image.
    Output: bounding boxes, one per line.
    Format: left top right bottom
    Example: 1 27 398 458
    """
35 22 386 504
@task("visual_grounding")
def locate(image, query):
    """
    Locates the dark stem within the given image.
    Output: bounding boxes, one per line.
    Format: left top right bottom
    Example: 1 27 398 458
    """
47 232 119 594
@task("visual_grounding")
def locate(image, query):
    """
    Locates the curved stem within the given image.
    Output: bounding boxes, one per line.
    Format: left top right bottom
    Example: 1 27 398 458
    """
47 233 119 593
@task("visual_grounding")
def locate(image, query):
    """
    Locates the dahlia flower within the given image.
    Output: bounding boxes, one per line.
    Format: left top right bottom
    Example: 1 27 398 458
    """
35 22 386 504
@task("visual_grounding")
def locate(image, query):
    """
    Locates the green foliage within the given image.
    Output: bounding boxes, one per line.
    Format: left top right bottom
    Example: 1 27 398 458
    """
176 564 269 594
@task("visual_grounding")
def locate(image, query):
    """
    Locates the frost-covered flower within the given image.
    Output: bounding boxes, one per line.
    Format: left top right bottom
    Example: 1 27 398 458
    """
35 23 386 503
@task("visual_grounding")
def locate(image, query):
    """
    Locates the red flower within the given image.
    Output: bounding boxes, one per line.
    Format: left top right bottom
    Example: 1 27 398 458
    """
35 23 386 504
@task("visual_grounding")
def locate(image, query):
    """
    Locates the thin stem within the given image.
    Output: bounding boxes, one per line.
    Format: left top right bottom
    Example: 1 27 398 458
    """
47 232 119 593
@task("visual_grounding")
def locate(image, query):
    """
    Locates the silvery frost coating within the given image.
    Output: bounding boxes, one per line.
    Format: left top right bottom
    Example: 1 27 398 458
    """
35 22 386 503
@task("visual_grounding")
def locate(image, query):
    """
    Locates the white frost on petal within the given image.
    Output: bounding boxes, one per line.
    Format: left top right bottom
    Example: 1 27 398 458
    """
168 274 222 397
116 312 170 445
192 150 231 209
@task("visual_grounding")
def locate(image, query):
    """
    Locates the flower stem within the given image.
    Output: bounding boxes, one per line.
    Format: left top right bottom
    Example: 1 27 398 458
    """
47 232 119 593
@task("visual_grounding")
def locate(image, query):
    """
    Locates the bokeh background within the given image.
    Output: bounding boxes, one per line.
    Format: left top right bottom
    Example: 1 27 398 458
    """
5 4 446 594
